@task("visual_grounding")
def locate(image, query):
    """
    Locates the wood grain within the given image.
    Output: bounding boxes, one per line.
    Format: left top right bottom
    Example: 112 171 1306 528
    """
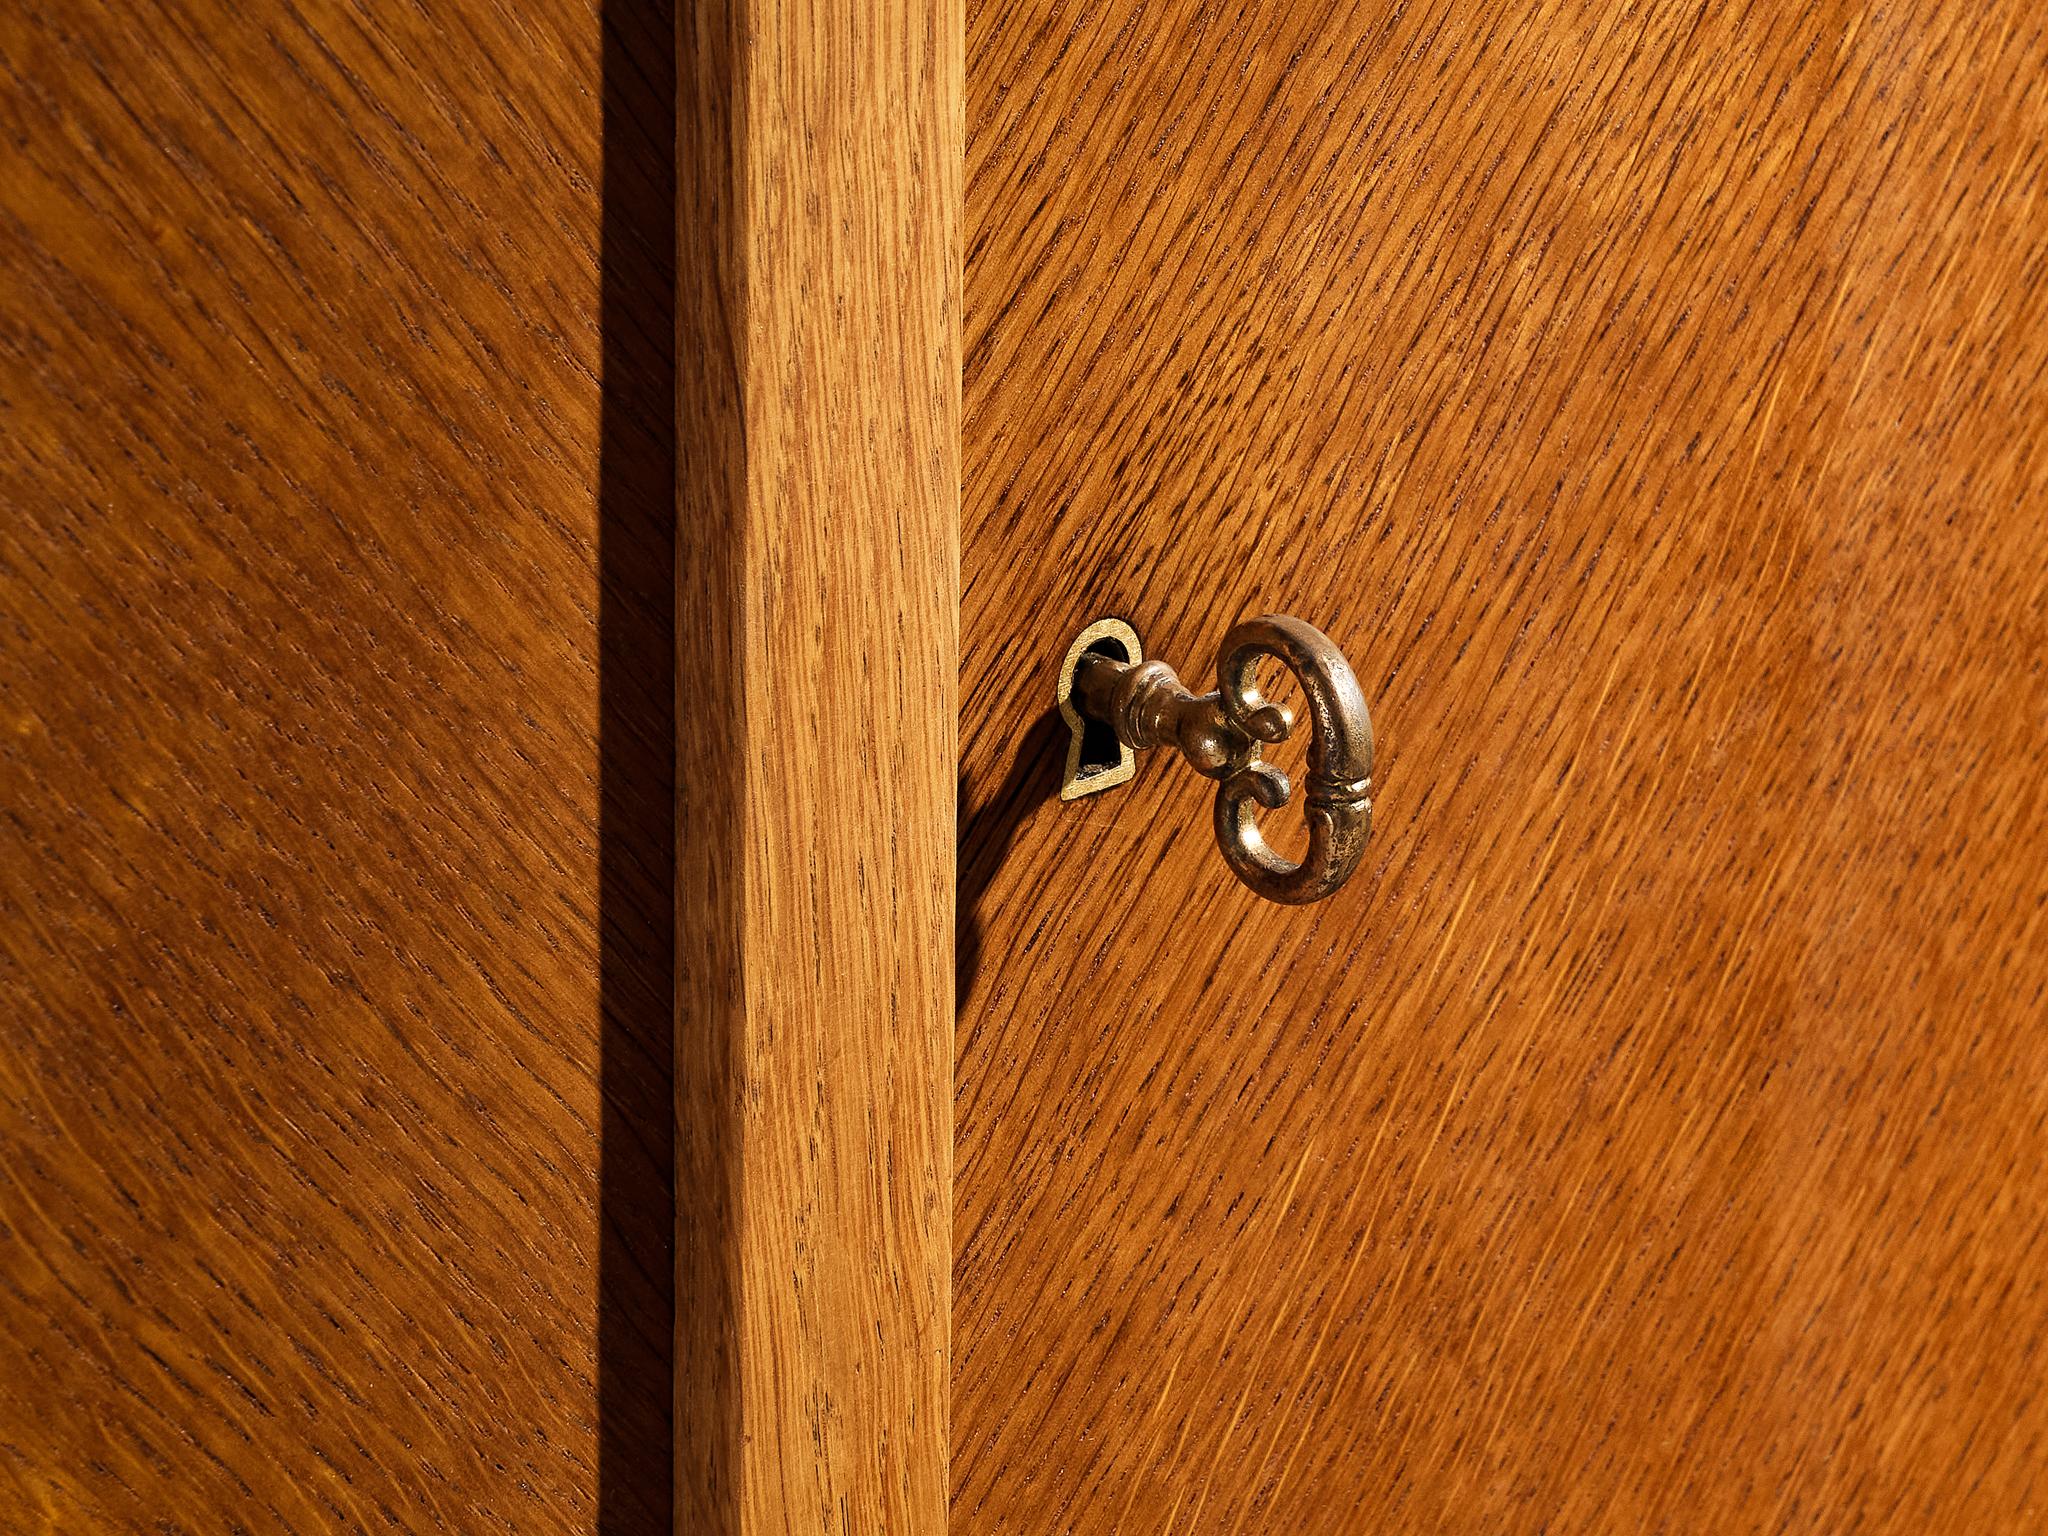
959 0 2048 1530
0 0 676 1529
676 1 958 1532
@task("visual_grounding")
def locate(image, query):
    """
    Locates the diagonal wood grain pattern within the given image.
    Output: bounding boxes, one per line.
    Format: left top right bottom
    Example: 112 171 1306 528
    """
0 1 676 1529
959 0 2048 1529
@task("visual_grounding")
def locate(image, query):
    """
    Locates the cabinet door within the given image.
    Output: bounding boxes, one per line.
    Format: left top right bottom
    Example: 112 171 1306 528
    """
0 2 673 1528
958 2 2048 1530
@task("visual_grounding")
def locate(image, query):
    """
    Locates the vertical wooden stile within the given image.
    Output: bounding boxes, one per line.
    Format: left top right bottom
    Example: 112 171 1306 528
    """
676 2 960 1531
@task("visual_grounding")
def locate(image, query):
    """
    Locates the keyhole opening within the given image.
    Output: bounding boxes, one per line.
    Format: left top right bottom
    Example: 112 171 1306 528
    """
1074 635 1132 779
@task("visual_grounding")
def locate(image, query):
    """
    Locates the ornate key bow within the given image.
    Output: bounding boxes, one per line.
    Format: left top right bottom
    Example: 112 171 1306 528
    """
1057 614 1374 905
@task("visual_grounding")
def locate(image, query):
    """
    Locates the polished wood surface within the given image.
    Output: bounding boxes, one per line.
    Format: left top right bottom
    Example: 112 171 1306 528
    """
676 2 958 1531
959 0 2048 1529
0 1 676 1528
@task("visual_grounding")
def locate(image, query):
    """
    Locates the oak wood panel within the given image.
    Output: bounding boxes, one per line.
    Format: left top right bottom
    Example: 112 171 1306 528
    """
675 2 958 1531
959 1 2048 1530
0 0 675 1529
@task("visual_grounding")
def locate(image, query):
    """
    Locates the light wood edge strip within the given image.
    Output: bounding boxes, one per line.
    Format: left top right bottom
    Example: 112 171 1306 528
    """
677 3 959 1533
